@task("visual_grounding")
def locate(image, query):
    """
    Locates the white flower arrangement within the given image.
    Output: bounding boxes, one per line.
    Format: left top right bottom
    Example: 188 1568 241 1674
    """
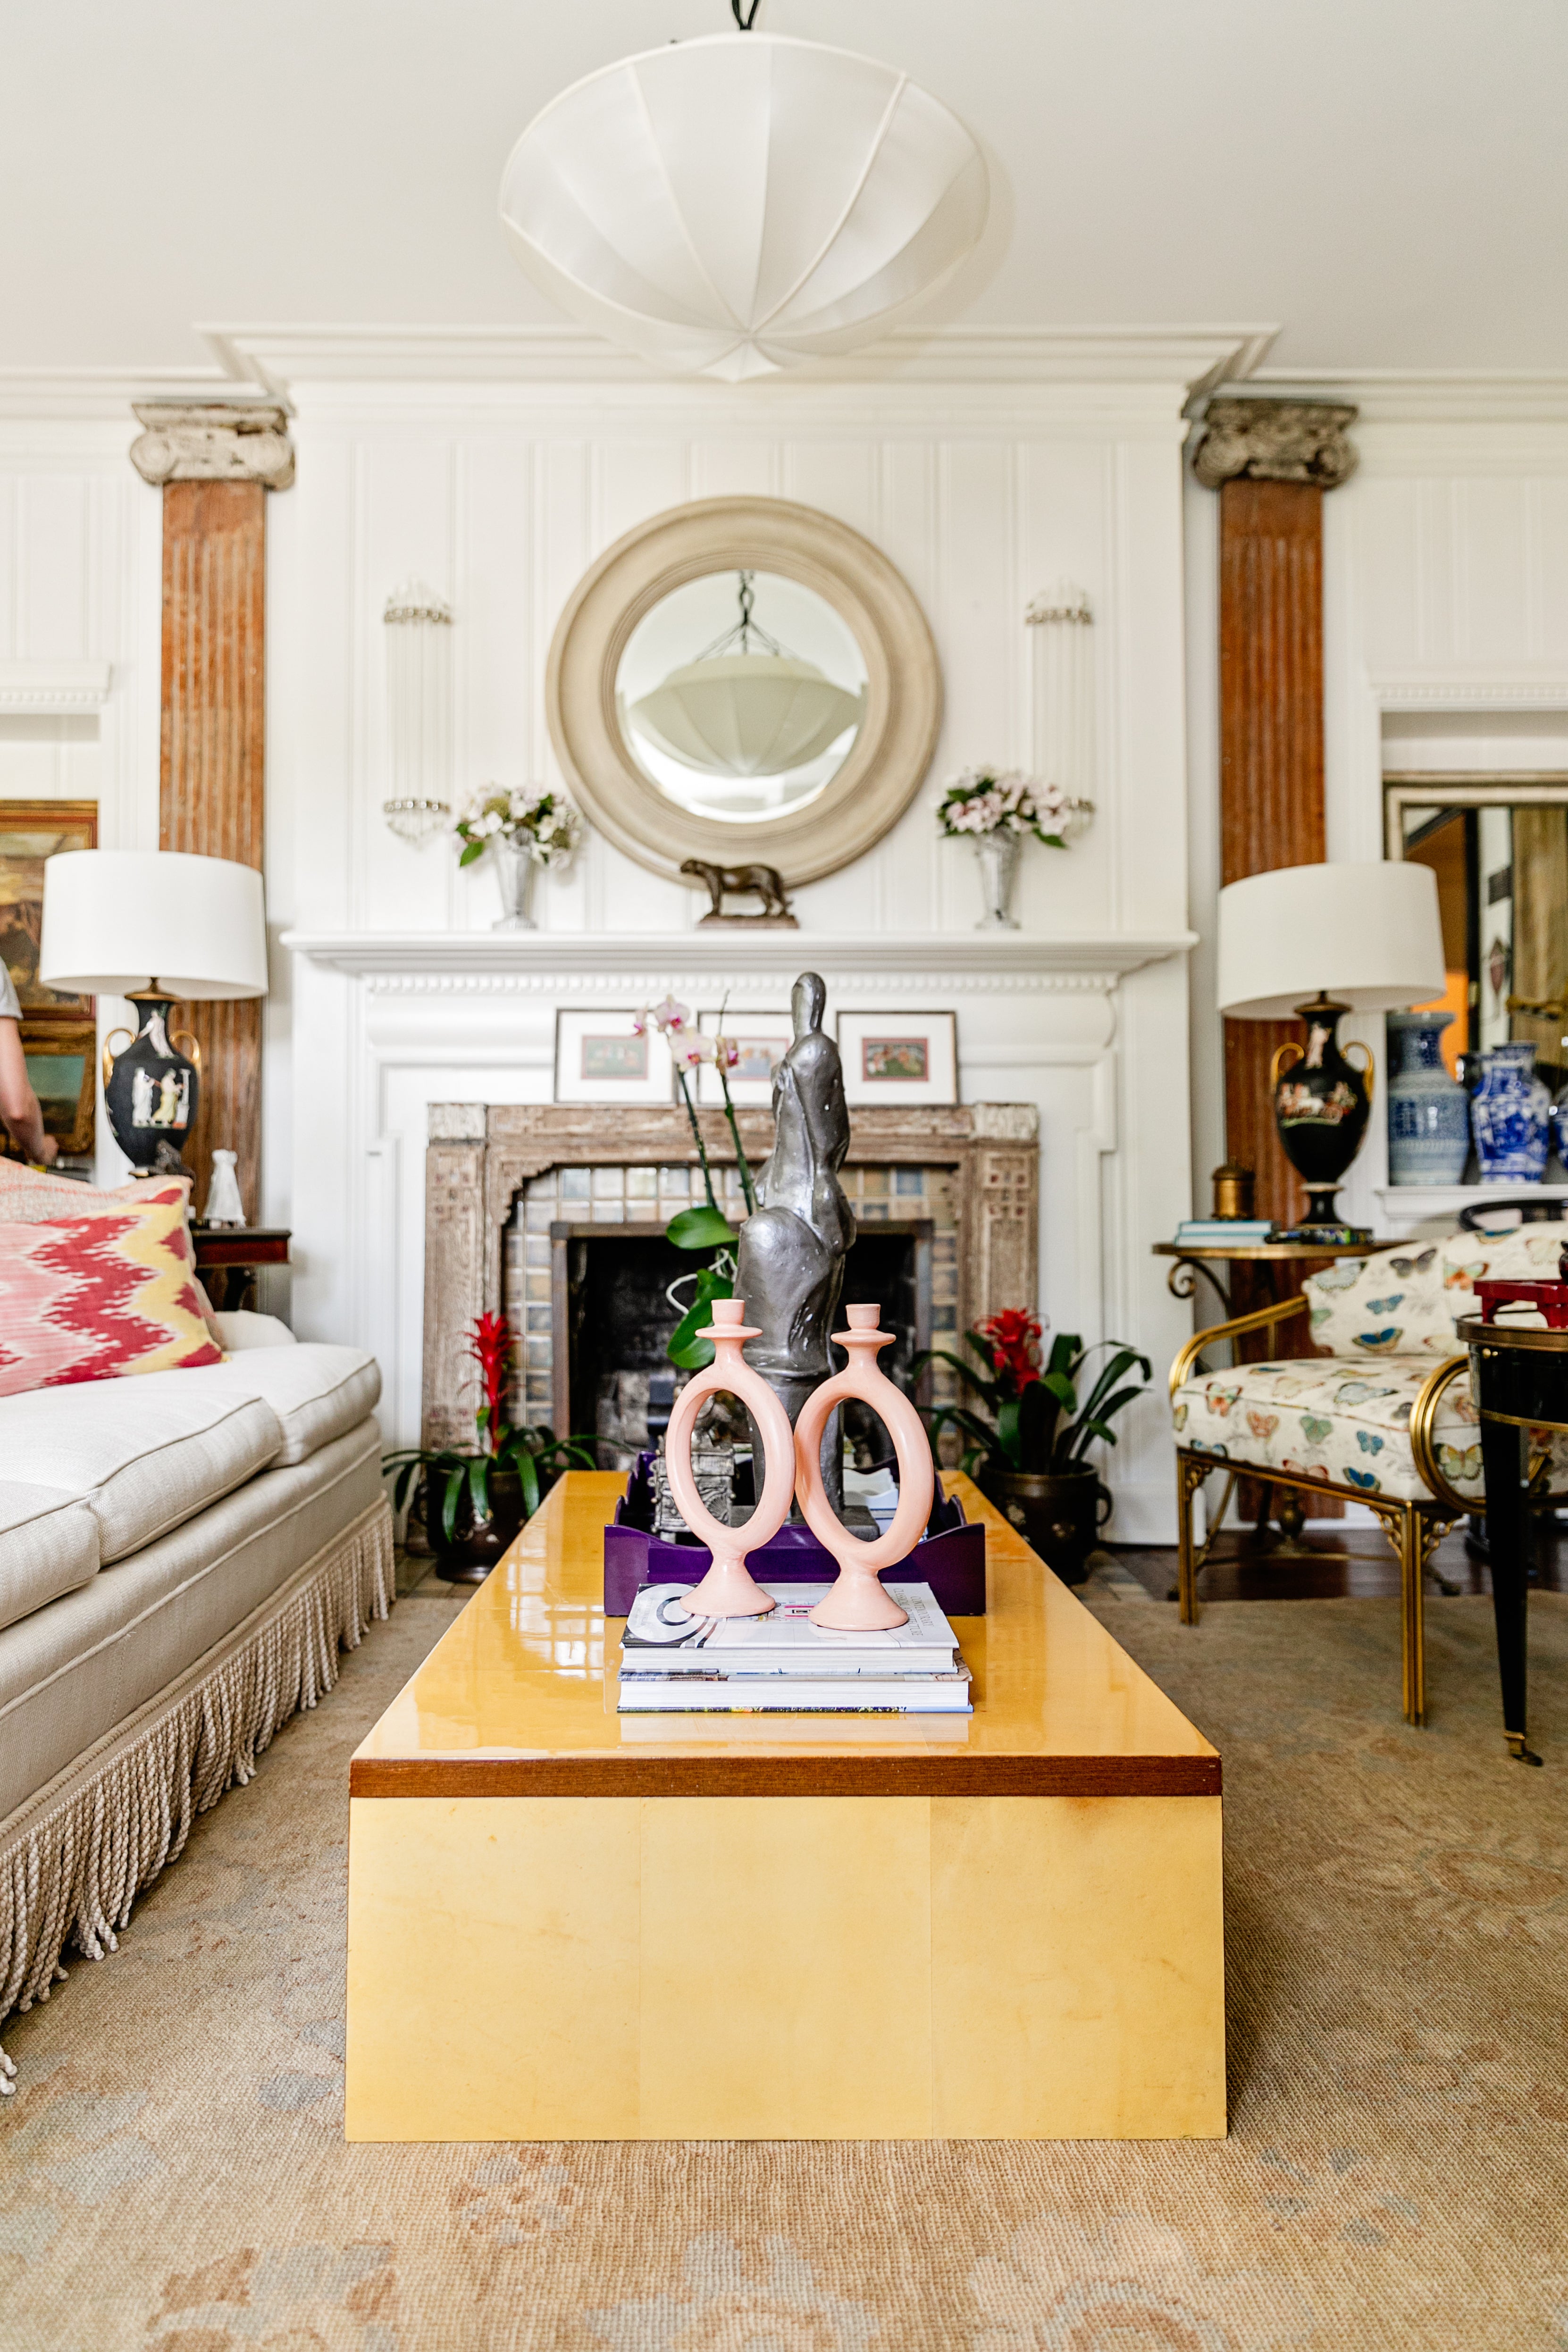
936 767 1089 848
454 786 582 869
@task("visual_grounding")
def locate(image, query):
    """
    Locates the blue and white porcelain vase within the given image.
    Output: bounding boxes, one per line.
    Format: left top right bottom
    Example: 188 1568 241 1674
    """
1470 1041 1551 1182
1385 1012 1471 1185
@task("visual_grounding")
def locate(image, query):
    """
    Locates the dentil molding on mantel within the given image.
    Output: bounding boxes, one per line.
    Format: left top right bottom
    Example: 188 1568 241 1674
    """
281 929 1197 987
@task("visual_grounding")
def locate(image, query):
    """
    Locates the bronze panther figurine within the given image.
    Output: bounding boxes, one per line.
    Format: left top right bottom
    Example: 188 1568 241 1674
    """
679 859 797 926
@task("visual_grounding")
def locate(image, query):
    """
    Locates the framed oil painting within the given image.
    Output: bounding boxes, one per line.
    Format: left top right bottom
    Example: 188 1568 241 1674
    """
836 1010 957 1105
696 1008 794 1107
0 801 98 1025
20 1021 96 1152
553 1008 675 1105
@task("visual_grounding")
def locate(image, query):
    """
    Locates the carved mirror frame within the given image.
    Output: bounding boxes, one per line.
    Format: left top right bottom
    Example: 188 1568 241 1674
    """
545 496 942 886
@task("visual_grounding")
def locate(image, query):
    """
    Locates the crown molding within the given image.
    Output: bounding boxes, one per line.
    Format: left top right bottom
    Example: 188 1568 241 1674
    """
0 659 114 712
203 322 1277 406
283 928 1195 987
0 368 266 423
1233 369 1568 427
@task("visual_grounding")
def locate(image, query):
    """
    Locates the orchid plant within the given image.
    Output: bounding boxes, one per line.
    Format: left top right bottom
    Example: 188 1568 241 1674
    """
383 1311 596 1544
634 995 759 1370
936 768 1082 849
454 786 582 868
913 1309 1150 1480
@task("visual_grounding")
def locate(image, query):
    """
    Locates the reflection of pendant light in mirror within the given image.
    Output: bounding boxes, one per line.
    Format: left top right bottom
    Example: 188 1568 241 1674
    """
624 572 866 780
497 23 989 382
381 580 453 844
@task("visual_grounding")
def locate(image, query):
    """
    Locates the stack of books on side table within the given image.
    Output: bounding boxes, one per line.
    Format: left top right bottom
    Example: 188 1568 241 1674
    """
1173 1217 1277 1245
617 1581 972 1715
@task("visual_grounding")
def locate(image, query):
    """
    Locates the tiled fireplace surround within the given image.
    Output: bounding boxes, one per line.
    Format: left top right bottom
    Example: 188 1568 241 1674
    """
422 1103 1039 1450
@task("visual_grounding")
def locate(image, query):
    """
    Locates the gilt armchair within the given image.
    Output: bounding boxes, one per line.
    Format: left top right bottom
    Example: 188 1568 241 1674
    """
1168 1219 1568 1727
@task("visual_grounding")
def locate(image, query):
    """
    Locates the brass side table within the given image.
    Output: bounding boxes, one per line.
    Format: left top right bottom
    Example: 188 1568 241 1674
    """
1457 1312 1566 1763
1155 1237 1385 1552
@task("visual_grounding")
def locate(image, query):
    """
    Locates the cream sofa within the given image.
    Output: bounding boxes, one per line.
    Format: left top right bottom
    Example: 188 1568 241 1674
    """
0 1315 392 2094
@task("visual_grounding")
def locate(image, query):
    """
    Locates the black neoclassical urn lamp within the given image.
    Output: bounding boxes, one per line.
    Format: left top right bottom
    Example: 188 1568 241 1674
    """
39 849 268 1179
1216 860 1446 1244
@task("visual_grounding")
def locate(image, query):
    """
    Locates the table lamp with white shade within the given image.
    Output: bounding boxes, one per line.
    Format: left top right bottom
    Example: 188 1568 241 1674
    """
39 850 268 1177
1216 860 1446 1244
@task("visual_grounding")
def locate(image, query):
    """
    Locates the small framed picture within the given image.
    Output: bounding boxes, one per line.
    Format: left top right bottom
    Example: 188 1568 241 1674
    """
22 1021 96 1152
553 1009 674 1104
836 1010 957 1106
696 1008 794 1106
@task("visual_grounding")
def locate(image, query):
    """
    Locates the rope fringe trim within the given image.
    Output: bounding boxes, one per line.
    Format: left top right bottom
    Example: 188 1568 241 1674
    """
0 1497 394 2096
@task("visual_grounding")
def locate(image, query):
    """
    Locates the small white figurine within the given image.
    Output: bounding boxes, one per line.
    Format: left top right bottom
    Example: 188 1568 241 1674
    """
204 1147 245 1229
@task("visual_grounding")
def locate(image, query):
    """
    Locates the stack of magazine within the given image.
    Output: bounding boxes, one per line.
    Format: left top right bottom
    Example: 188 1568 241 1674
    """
617 1581 972 1715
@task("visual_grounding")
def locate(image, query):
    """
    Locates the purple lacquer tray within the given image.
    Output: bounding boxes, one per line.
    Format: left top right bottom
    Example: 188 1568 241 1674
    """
604 1451 987 1616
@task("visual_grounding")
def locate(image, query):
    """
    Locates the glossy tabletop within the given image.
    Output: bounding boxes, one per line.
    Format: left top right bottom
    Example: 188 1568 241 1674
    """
352 1473 1218 1798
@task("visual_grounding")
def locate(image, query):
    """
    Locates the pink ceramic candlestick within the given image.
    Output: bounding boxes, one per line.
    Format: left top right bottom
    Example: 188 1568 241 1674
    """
662 1297 797 1618
792 1303 936 1632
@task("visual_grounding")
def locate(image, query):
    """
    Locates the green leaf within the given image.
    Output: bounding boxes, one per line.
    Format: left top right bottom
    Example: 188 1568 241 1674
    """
995 1396 1022 1466
517 1448 540 1518
467 1454 490 1526
458 838 486 867
909 1348 1002 1406
1041 1370 1077 1412
666 1204 738 1251
440 1466 465 1546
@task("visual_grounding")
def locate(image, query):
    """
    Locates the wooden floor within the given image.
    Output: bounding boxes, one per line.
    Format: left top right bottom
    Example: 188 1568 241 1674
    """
1115 1515 1568 1603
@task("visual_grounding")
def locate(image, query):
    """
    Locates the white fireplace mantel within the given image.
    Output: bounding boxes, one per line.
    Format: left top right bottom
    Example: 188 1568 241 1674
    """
281 927 1197 988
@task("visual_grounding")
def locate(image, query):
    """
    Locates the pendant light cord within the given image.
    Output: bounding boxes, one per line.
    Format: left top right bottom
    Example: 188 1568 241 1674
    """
731 0 762 26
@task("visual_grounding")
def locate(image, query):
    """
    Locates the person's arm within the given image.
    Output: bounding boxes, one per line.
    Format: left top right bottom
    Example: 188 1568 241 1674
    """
0 1018 57 1164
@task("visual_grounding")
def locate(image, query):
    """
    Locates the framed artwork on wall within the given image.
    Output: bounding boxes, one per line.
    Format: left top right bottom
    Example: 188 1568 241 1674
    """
553 1009 675 1105
696 1008 793 1106
0 801 98 1025
836 1010 958 1106
21 1021 96 1152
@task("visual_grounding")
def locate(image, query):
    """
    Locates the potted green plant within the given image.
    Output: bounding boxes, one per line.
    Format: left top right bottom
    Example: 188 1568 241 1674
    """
383 1311 597 1583
914 1310 1150 1582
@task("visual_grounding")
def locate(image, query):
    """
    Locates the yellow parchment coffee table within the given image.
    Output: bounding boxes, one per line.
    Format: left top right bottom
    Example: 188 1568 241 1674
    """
346 1473 1225 2141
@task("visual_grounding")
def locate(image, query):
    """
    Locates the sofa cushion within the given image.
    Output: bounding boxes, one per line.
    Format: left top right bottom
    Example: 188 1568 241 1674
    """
0 1184 220 1398
0 1162 193 1225
212 1310 298 1352
0 1479 101 1633
186 1344 381 1465
0 1373 282 1564
1173 1352 1568 1505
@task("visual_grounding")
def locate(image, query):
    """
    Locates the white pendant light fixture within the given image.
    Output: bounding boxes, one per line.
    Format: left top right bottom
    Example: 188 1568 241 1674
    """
625 572 865 779
497 8 989 383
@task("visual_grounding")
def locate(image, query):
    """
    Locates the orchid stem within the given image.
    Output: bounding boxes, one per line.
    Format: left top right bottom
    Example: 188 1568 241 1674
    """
712 993 757 1215
674 1067 720 1214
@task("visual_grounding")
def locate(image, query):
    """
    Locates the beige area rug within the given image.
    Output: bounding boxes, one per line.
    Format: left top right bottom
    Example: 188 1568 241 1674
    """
2 1584 1568 2352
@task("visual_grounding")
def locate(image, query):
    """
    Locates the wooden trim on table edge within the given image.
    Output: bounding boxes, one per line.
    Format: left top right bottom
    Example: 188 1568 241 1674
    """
348 1753 1221 1799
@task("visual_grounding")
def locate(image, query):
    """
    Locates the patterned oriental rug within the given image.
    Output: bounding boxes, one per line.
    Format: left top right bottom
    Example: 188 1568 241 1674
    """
0 1582 1566 2352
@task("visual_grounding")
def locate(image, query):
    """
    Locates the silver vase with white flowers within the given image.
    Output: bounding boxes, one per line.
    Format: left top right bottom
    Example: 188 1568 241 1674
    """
454 787 583 930
937 768 1093 929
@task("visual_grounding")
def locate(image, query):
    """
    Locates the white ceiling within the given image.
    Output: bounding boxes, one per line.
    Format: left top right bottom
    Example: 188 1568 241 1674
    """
4 0 1565 377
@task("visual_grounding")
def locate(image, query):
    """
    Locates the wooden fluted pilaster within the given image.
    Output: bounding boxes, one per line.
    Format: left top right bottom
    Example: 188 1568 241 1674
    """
158 479 267 1221
1218 476 1327 1233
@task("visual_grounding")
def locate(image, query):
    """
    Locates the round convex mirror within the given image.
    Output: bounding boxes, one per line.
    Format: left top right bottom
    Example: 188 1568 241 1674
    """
615 570 868 823
546 497 942 886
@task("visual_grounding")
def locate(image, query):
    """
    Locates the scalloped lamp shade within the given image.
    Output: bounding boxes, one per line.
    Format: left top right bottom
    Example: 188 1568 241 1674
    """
498 32 989 383
627 657 865 778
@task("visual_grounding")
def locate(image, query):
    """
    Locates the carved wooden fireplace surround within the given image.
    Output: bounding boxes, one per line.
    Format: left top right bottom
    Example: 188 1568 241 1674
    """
422 1102 1039 1447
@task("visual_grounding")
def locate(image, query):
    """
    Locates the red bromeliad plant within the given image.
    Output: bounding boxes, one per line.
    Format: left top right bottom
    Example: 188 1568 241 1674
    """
383 1311 597 1545
913 1309 1150 1479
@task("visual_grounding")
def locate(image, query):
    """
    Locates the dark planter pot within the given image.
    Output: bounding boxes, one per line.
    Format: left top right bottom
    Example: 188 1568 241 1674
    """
424 1468 528 1585
981 1464 1111 1584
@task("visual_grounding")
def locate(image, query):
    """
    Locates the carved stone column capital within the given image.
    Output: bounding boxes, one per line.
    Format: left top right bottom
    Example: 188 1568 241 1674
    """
130 402 295 490
1191 398 1358 492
